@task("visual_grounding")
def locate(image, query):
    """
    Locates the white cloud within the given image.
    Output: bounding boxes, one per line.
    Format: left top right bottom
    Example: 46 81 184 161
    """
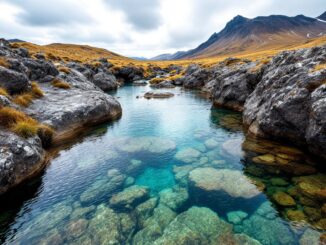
0 0 324 58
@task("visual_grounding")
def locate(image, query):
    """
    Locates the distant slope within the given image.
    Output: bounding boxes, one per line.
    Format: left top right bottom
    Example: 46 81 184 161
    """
150 51 187 61
317 11 326 21
173 12 326 59
13 42 131 62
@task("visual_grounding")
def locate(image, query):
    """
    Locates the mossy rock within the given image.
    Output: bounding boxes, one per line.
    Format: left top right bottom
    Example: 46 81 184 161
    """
287 186 300 199
299 196 320 207
252 154 276 165
273 192 296 207
303 207 322 221
270 178 289 187
314 218 326 230
286 209 307 222
322 203 326 216
293 174 326 200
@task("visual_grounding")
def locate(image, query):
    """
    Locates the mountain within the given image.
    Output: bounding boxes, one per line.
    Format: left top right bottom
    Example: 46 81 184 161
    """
150 51 187 61
130 56 149 61
8 38 25 43
169 12 326 59
317 11 326 21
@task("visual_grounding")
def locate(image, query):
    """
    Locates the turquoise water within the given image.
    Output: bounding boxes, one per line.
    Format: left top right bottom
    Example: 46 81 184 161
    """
0 85 325 244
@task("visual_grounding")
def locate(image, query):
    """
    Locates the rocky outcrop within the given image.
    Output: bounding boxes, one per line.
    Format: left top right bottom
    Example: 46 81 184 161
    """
243 46 326 159
0 40 122 195
182 64 213 89
113 66 144 83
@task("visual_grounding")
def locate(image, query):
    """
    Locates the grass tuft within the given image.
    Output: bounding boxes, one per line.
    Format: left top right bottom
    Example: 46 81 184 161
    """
58 66 71 74
11 119 38 138
0 56 9 68
0 107 32 127
312 63 326 72
51 78 71 89
13 93 34 107
0 87 9 97
31 82 44 97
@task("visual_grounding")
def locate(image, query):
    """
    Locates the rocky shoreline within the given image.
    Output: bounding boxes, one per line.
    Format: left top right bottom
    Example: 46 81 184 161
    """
0 37 325 196
0 39 122 194
162 45 326 161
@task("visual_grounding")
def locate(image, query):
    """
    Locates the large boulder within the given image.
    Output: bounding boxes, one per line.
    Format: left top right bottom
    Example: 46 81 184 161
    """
243 46 326 159
0 130 44 194
92 72 119 91
0 66 30 93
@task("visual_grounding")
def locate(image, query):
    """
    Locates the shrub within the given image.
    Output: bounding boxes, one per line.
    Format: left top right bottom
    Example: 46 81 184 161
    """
51 78 71 89
31 82 44 97
0 107 31 127
58 66 71 74
11 119 38 138
13 93 34 107
37 124 55 148
0 87 9 97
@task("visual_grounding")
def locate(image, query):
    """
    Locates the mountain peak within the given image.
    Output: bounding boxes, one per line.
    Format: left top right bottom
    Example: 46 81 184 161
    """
317 11 326 21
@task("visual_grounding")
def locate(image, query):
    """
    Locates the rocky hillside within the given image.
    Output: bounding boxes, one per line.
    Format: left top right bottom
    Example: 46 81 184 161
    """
155 12 326 60
152 45 326 160
0 39 124 194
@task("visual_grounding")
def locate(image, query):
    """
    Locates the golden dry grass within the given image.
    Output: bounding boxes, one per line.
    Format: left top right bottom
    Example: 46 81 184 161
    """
149 77 165 84
37 124 55 147
312 63 326 72
13 93 34 107
51 78 71 89
0 87 9 97
58 66 71 74
0 107 33 127
0 56 9 68
11 119 38 138
31 82 44 97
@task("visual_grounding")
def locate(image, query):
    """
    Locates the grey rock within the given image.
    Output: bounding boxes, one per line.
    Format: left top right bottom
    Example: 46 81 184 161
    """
0 66 30 93
93 71 119 91
0 130 44 194
22 58 59 80
243 46 326 159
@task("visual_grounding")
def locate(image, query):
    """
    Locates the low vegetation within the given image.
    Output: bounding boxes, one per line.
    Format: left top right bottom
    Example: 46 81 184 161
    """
0 87 9 97
13 93 34 107
312 63 326 72
0 56 9 68
0 106 54 143
51 78 71 89
149 77 165 84
31 82 44 97
58 66 71 74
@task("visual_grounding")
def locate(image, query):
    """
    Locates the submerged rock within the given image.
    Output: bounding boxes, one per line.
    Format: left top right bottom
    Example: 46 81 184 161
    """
159 186 189 211
227 210 248 225
109 185 150 210
189 168 260 199
80 171 126 204
174 147 201 163
273 191 296 207
144 91 174 99
153 206 232 245
116 136 176 154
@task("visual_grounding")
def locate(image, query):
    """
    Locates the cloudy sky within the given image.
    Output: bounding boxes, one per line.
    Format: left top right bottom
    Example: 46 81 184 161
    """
0 0 325 58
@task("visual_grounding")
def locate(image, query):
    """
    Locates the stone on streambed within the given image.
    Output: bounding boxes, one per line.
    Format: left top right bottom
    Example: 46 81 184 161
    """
221 138 244 158
144 91 174 99
204 138 219 149
88 204 135 244
227 210 248 225
273 191 296 207
80 170 126 204
293 174 326 200
189 168 261 199
133 79 147 86
109 185 150 210
159 186 189 211
152 206 233 245
299 228 322 245
135 197 159 228
64 219 88 241
116 136 176 154
174 147 201 163
133 204 177 245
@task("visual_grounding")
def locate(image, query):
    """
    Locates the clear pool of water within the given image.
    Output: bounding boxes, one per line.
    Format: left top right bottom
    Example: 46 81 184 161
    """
0 85 324 245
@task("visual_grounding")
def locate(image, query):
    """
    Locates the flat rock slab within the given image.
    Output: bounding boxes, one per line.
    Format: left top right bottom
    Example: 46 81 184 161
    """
144 91 174 99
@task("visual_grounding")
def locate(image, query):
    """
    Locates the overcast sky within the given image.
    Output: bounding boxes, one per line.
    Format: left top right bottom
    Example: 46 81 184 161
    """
0 0 325 58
